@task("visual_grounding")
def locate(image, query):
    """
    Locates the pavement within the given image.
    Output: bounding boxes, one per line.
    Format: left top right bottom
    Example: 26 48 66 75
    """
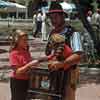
0 36 100 100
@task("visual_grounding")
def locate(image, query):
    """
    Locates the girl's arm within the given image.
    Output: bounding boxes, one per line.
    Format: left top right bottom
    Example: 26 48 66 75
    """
10 51 39 75
16 60 38 75
16 55 49 75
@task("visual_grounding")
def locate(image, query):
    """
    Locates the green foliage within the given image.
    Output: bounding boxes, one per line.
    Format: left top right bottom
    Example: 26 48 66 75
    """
79 0 94 9
79 0 94 5
96 0 100 8
71 20 84 32
72 0 95 10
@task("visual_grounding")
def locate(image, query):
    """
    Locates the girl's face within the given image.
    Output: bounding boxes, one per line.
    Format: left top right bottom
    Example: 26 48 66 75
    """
54 49 63 57
17 33 28 50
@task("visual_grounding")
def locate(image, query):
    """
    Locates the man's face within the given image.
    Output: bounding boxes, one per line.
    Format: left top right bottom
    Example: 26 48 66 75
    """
49 13 65 28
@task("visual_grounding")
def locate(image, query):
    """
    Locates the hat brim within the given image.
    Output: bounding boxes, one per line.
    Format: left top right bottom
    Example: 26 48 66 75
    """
47 10 68 17
48 9 64 14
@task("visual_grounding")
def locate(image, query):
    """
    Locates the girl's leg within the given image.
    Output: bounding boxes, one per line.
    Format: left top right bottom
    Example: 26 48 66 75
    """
10 78 29 100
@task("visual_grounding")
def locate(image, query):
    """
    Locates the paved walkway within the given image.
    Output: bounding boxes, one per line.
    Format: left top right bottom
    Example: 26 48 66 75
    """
76 83 100 100
0 82 100 100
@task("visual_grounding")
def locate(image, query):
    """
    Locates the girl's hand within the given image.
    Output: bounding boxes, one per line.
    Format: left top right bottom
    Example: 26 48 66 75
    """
31 60 39 65
15 60 39 75
28 60 39 68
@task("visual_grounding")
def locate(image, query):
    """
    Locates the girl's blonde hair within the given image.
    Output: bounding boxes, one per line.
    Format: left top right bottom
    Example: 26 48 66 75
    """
9 29 28 52
50 34 65 43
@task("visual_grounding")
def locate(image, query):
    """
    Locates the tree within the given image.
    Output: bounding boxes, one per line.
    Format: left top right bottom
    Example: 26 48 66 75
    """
9 0 16 3
80 0 94 8
27 0 41 18
72 0 94 13
15 0 26 5
96 0 100 8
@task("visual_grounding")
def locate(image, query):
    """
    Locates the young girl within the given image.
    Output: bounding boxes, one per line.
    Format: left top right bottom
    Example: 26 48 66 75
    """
9 29 38 100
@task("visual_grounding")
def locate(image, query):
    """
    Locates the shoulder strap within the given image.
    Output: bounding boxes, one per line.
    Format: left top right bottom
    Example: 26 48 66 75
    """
61 26 74 47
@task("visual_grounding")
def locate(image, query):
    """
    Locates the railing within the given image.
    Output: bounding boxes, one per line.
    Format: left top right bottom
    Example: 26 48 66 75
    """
0 18 33 23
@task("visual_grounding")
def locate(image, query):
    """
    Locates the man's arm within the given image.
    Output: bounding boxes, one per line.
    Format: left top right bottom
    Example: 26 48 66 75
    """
70 32 84 53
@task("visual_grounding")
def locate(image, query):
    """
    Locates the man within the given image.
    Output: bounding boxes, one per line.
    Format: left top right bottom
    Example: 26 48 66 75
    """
45 2 83 100
92 9 100 28
87 10 92 23
91 9 100 59
33 10 42 37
